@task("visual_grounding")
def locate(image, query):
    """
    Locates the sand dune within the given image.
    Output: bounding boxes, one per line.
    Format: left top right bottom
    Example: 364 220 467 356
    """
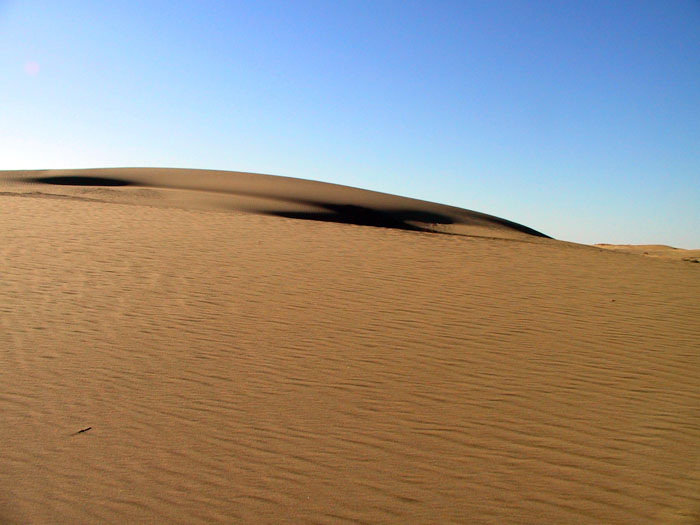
2 168 548 238
1 168 699 524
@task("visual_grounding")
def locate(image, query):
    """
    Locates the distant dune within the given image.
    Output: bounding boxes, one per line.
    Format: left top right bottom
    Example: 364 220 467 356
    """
596 243 700 263
1 168 698 524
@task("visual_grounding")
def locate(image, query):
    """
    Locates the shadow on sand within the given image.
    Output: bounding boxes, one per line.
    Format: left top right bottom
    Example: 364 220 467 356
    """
28 176 135 187
265 202 453 232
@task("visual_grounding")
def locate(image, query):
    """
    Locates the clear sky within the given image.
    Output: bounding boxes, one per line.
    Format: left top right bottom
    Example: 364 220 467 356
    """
2 1 698 247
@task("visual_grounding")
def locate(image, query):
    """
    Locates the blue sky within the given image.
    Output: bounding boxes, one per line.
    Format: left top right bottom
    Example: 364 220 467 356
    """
2 1 698 247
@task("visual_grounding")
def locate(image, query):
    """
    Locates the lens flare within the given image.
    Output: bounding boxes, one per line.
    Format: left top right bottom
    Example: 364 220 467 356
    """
24 61 40 76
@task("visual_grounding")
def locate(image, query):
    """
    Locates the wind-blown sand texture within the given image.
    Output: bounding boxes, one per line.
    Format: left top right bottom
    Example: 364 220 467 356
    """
1 168 699 524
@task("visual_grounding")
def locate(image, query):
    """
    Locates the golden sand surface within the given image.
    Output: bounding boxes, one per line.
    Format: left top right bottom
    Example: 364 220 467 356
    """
1 169 699 524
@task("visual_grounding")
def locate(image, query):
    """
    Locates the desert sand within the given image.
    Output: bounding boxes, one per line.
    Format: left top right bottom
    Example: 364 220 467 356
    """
1 168 699 524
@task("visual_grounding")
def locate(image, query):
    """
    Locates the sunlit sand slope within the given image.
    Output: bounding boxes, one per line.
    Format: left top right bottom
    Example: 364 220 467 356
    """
0 169 699 524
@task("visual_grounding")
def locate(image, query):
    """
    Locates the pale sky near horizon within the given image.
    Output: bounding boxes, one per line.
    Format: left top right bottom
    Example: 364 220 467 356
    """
2 1 698 247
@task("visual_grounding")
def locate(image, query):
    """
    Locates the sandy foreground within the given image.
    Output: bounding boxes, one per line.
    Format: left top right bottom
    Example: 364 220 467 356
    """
1 168 699 524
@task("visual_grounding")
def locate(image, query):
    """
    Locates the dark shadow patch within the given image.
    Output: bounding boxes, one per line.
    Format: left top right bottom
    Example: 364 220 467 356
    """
27 176 136 187
264 201 453 233
255 195 550 237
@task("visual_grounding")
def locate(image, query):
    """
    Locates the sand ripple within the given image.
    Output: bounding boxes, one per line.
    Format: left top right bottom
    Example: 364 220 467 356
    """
0 171 699 523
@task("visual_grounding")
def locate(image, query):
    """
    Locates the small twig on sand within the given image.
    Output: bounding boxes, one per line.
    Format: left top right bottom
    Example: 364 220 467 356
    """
71 427 92 436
